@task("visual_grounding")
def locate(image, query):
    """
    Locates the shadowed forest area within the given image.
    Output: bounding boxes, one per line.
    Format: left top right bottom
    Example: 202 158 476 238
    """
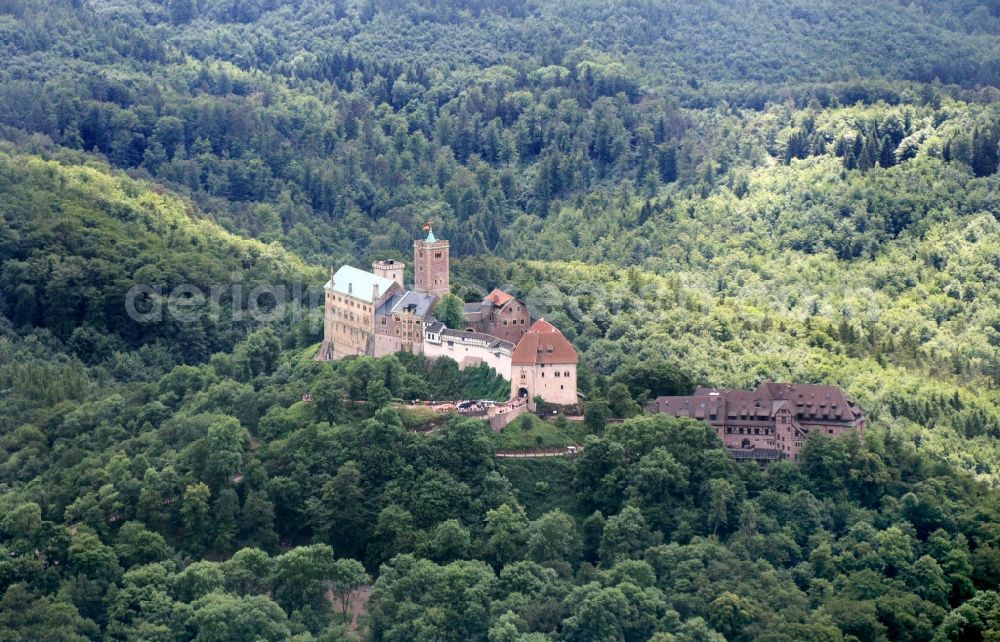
2 1 1000 640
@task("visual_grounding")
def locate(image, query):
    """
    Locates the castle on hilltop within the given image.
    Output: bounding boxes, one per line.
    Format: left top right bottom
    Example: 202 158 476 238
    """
648 381 865 461
317 227 578 407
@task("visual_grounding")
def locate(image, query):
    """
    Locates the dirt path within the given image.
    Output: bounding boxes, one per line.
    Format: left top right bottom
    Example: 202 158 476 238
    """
347 585 371 632
328 585 372 635
494 448 582 458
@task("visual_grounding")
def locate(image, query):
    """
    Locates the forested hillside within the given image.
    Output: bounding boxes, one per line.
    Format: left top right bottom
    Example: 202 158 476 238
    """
2 0 1000 640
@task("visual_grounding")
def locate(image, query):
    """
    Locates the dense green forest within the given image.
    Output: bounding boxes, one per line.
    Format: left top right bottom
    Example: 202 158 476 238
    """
2 0 1000 640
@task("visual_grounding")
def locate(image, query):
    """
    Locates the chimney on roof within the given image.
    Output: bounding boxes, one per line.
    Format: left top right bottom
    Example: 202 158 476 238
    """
348 282 353 295
374 283 379 300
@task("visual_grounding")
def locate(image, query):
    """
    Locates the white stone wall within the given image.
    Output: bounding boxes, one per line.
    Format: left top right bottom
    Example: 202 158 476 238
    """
423 334 512 380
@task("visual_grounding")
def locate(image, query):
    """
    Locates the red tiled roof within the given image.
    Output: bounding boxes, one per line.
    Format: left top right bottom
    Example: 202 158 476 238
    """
761 381 862 422
484 288 515 307
653 380 863 425
511 319 578 365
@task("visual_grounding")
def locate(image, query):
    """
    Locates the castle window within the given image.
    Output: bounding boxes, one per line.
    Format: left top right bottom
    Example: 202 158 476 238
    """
564 371 570 377
434 252 442 259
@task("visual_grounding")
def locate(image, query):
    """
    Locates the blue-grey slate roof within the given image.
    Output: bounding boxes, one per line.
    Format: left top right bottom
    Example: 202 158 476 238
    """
376 290 437 317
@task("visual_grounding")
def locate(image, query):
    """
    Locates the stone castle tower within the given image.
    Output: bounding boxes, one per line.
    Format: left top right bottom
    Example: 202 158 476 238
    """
413 226 449 297
372 259 405 288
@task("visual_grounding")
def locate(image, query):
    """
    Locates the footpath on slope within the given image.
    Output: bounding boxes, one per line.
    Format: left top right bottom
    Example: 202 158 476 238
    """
494 447 583 459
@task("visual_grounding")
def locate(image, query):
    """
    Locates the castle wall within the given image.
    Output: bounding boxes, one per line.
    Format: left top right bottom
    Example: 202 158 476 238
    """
323 282 403 360
324 289 372 358
371 333 403 359
375 309 424 356
512 363 577 405
488 401 528 431
423 335 512 380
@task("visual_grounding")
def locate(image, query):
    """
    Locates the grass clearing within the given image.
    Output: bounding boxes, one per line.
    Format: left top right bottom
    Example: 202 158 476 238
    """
489 413 589 450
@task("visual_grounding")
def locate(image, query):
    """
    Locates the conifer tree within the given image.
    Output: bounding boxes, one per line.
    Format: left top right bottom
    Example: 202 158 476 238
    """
878 135 896 168
971 127 999 177
858 133 879 171
168 0 196 24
